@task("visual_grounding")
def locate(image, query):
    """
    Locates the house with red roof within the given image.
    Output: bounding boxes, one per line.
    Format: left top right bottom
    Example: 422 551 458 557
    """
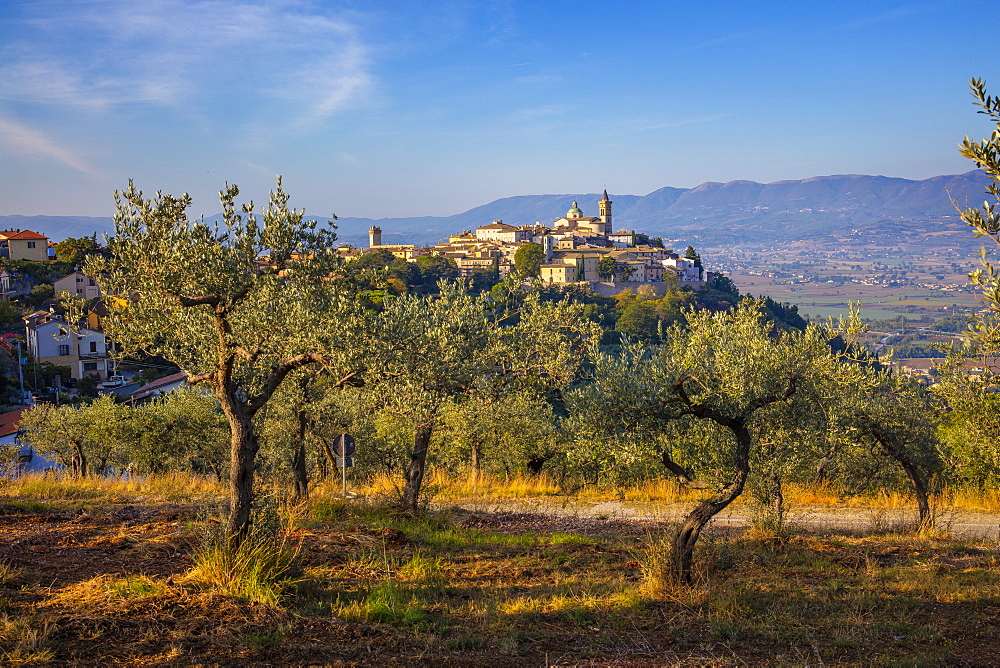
127 371 188 404
0 407 63 476
0 229 49 262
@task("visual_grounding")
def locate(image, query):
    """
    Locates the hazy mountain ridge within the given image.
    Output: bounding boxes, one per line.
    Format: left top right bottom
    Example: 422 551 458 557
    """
619 171 992 243
3 171 992 247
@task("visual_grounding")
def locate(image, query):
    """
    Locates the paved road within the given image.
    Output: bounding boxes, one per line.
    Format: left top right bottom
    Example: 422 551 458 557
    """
445 497 1000 541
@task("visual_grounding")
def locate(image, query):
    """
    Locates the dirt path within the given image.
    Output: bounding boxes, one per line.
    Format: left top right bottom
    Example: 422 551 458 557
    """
441 497 1000 540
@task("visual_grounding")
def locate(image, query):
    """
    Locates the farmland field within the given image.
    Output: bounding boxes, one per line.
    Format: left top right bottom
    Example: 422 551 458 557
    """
704 234 984 322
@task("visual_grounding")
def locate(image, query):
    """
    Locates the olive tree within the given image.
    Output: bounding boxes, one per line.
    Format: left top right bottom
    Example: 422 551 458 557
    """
19 395 124 476
959 78 1000 355
453 293 601 477
86 179 364 542
365 285 494 510
364 287 599 510
570 302 830 584
821 363 942 529
935 358 1000 488
134 388 230 478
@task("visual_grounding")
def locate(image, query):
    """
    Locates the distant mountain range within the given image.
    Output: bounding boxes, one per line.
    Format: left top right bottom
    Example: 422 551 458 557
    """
3 171 993 247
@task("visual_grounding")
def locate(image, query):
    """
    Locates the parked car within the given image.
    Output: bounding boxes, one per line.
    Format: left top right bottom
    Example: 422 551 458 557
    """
99 375 126 389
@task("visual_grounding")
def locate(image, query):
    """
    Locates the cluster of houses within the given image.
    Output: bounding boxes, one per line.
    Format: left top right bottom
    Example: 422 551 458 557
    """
339 192 705 293
0 203 704 393
0 228 194 474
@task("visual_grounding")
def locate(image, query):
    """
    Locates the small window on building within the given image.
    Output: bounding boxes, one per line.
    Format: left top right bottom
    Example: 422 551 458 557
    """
76 277 84 283
89 341 97 353
58 344 70 356
88 279 95 286
83 362 98 371
27 242 35 248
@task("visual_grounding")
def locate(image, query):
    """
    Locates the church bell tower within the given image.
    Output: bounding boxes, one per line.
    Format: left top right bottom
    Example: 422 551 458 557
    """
599 189 612 234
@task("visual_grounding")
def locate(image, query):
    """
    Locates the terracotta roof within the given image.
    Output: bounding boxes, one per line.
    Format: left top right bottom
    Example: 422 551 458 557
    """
477 223 516 231
133 371 187 395
0 407 29 438
0 230 48 241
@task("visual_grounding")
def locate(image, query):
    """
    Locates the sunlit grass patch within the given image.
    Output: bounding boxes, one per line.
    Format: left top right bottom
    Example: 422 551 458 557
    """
105 575 168 599
497 591 610 628
547 531 592 546
397 552 446 587
2 500 59 514
183 531 300 607
0 472 225 505
421 469 564 500
944 487 1000 513
2 476 105 501
337 579 433 628
0 614 55 665
44 574 171 611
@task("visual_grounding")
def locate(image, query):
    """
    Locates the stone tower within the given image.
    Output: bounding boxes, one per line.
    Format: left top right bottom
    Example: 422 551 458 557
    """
599 189 612 233
368 226 382 248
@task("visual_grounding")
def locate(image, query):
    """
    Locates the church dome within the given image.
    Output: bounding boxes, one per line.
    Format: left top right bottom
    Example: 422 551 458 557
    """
566 201 583 218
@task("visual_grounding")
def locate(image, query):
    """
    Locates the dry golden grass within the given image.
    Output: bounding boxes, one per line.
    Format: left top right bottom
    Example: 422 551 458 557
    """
352 468 1000 515
0 472 225 504
45 575 170 611
6 469 997 517
182 531 301 607
0 614 54 664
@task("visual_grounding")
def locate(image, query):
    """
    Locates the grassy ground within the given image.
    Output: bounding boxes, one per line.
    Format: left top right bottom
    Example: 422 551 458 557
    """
1 475 999 665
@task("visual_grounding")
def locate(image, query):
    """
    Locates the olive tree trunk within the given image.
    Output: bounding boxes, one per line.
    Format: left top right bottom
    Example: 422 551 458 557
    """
872 432 932 530
900 459 932 530
218 393 257 544
670 422 751 585
402 423 434 512
71 440 87 478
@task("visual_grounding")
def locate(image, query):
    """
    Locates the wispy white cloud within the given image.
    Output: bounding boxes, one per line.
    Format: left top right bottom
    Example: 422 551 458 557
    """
0 116 107 178
833 5 927 31
0 0 374 127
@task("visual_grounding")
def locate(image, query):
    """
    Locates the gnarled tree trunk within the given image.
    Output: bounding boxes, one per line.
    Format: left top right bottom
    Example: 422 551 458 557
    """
872 432 932 530
670 422 751 584
71 440 87 478
219 394 257 544
402 423 433 512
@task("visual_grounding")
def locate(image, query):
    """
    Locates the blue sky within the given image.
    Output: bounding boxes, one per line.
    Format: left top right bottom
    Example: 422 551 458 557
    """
1 0 998 219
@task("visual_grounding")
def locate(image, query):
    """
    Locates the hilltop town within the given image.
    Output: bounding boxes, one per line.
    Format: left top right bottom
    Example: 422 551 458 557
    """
0 197 710 409
339 191 705 296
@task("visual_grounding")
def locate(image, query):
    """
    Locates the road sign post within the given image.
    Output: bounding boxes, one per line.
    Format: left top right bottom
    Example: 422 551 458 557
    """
333 434 356 498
